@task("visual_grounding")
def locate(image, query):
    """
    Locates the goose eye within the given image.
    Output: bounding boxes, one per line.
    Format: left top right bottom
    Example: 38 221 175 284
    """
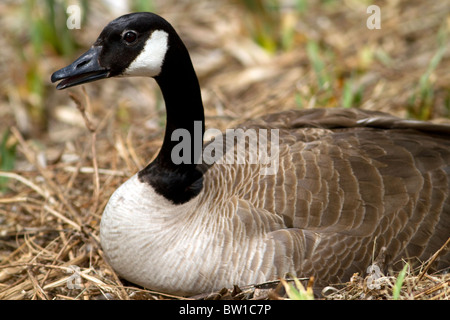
123 31 137 44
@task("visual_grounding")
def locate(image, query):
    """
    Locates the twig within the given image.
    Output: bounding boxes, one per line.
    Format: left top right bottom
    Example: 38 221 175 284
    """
10 127 83 226
89 131 101 214
26 267 49 300
69 90 101 214
0 171 52 202
64 143 91 197
0 196 29 204
39 235 80 288
69 91 96 133
126 128 144 169
417 237 450 282
43 205 82 231
63 166 127 176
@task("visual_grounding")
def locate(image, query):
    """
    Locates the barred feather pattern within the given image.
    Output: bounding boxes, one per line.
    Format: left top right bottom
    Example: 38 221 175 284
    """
101 108 450 295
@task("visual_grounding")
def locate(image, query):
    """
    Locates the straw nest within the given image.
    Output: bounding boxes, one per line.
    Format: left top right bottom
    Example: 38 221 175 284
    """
0 0 449 300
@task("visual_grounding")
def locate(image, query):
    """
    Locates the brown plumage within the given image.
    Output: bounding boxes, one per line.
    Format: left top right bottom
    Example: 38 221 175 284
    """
198 108 450 291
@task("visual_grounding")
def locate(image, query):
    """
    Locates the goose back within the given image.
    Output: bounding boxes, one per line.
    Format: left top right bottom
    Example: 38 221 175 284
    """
198 108 450 289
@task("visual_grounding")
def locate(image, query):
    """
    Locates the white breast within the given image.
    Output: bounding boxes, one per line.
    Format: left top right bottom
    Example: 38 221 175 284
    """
99 172 290 295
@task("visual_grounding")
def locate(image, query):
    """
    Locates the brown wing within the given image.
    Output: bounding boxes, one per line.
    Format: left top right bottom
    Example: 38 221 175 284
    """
200 108 450 289
242 109 449 286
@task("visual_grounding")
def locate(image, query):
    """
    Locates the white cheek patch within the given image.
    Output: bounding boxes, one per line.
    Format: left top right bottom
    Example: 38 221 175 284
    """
123 30 169 77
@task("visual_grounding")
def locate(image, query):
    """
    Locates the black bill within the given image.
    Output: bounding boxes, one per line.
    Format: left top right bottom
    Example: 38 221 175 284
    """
51 46 109 90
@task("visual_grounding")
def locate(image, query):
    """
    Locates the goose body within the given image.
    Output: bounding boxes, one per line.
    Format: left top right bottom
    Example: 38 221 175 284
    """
52 12 450 295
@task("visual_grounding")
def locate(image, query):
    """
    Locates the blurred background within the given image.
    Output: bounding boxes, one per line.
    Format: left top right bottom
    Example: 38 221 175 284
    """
1 0 450 174
0 0 449 299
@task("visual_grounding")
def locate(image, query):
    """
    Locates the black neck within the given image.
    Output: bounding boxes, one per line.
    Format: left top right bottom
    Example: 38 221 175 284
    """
138 35 205 204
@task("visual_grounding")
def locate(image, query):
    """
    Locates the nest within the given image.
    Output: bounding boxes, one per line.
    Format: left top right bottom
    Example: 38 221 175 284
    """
0 0 449 300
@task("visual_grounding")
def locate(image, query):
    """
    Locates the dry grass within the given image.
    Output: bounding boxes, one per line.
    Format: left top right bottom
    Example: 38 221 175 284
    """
0 0 449 300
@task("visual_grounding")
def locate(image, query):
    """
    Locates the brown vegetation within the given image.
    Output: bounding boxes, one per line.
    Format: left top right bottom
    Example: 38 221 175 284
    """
0 0 449 300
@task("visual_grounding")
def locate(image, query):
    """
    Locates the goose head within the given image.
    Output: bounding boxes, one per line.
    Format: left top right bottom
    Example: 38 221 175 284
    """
52 12 205 205
51 12 179 89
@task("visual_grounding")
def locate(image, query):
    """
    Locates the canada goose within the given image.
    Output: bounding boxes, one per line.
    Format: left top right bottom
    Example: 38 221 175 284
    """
51 12 450 296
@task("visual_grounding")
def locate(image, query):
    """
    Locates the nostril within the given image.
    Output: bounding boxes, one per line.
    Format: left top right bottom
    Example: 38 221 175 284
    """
76 60 89 69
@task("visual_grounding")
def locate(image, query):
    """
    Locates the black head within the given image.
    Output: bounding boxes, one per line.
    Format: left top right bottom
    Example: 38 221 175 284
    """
51 12 178 89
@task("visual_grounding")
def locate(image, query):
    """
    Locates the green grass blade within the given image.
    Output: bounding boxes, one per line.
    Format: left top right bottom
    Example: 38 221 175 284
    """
281 277 314 300
0 130 17 192
392 263 409 300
